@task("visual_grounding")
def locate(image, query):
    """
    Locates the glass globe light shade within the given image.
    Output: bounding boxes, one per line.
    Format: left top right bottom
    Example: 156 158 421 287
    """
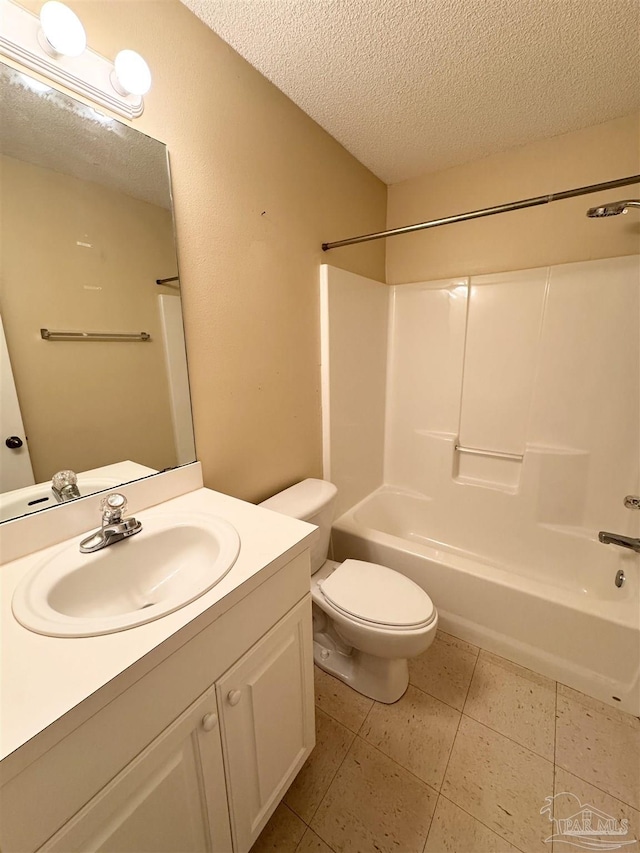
112 50 152 96
39 1 86 58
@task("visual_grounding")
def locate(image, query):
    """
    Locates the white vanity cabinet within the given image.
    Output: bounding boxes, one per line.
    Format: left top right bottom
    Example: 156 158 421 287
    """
41 683 232 853
0 550 315 853
217 598 313 851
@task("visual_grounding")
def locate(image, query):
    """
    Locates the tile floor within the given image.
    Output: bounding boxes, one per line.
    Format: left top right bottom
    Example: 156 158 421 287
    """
251 631 640 853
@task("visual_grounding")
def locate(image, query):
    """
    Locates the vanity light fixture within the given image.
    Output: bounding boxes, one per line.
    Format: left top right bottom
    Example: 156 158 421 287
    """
0 0 151 119
112 50 152 97
38 1 86 58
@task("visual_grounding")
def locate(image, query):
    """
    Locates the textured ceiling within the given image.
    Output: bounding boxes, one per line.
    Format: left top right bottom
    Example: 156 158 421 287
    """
182 0 640 184
0 63 171 209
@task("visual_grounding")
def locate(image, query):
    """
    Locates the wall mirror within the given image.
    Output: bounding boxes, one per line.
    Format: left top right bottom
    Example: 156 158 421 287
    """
0 61 196 523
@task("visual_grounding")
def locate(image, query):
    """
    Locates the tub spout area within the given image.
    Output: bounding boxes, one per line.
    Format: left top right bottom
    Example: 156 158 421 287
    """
598 531 640 553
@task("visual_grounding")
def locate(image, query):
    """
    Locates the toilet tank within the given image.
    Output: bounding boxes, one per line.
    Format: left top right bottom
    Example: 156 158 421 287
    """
259 479 338 574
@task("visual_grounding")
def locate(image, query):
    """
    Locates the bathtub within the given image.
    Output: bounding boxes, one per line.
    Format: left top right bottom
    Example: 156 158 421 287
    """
331 487 640 716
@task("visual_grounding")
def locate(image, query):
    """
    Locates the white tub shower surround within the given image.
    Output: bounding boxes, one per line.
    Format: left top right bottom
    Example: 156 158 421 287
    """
320 257 640 715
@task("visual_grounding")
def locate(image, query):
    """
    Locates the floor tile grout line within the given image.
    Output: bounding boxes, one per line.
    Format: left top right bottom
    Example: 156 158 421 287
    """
405 677 466 714
314 664 639 844
409 647 479 712
552 759 640 813
318 659 467 722
313 666 375 735
439 659 555 853
286 667 635 853
321 695 638 835
294 825 339 853
556 682 640 727
350 732 441 853
439 650 481 793
436 631 481 659
354 731 443 798
282 798 311 830
460 706 556 764
460 646 481 714
286 701 353 833
303 701 443 852
479 646 561 685
436 791 530 853
356 694 376 735
442 709 464 777
410 668 560 766
555 675 640 812
408 681 467 714
288 737 533 853
301 718 358 831
416 638 479 853
356 686 462 791
314 695 372 736
420 792 440 853
303 726 444 851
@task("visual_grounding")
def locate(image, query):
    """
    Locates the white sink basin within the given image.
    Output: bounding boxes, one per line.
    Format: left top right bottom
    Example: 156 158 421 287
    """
12 512 240 637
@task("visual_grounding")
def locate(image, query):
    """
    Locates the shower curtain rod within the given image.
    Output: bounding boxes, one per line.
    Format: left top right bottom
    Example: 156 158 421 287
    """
321 174 640 251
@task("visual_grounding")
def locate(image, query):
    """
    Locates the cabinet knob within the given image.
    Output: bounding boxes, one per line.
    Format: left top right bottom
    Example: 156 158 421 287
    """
202 712 218 732
227 689 241 706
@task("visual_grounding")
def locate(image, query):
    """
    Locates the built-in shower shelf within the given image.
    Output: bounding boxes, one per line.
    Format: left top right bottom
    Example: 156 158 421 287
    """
413 431 590 497
453 439 523 492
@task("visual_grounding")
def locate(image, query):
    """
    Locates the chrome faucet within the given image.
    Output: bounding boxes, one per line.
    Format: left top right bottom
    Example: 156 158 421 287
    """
52 470 81 503
79 493 142 554
598 531 640 553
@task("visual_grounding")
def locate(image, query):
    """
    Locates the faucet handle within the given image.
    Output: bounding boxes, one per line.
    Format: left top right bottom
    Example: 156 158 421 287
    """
52 470 81 501
100 493 128 524
52 470 78 490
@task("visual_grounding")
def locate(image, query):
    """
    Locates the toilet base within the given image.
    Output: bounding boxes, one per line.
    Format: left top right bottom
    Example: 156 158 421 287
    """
313 639 409 704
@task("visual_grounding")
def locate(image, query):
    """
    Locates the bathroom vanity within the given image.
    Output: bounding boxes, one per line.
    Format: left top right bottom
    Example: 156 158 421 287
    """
0 57 317 852
0 471 317 853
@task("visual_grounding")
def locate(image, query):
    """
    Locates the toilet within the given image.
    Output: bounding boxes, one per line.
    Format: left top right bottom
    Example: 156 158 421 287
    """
260 479 438 703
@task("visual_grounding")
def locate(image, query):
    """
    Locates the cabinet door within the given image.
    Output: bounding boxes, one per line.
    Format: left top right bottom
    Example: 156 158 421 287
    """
217 596 315 853
40 684 233 853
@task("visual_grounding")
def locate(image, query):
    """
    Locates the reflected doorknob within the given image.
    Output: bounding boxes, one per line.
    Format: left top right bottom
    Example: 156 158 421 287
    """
227 689 241 706
5 436 23 449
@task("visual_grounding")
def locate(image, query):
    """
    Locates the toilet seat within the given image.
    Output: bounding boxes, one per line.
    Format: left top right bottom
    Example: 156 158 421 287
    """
318 559 436 631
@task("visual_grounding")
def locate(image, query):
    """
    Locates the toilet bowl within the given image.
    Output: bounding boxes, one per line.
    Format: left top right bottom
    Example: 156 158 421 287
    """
260 479 438 703
311 560 437 702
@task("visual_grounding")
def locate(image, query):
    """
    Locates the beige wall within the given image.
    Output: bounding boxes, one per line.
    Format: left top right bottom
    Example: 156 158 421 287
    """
0 154 179 481
387 113 640 284
16 0 387 502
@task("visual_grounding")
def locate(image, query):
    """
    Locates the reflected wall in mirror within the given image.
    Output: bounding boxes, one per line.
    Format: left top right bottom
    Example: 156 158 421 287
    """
0 62 196 523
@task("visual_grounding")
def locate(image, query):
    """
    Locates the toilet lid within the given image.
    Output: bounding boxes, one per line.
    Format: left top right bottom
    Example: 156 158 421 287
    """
318 560 435 628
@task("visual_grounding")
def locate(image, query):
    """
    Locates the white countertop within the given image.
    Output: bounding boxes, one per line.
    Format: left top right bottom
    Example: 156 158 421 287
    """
0 487 316 766
0 461 157 524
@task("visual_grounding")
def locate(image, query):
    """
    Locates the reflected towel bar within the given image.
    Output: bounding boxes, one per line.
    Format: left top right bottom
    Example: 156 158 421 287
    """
41 329 151 342
455 444 523 461
156 276 179 286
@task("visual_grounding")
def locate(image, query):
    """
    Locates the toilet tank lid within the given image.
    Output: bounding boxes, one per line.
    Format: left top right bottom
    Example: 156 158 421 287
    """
259 478 338 520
